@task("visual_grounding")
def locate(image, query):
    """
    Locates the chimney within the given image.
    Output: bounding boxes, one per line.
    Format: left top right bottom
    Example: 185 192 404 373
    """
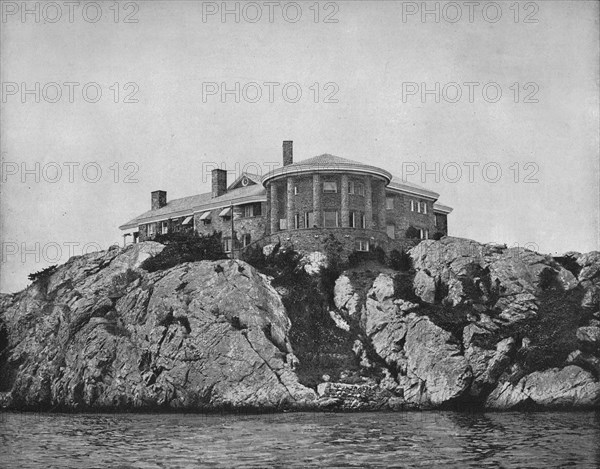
211 169 227 198
151 190 167 210
283 140 293 166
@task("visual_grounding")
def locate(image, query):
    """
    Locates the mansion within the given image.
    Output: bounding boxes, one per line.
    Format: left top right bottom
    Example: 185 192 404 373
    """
119 141 452 255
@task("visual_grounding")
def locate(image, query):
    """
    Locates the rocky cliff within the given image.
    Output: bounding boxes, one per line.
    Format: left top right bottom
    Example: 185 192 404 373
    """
1 237 599 411
0 243 315 411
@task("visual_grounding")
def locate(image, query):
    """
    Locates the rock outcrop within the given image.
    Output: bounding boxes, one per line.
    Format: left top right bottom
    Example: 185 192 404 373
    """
2 237 599 411
0 243 315 410
410 238 579 324
485 366 600 409
331 237 600 410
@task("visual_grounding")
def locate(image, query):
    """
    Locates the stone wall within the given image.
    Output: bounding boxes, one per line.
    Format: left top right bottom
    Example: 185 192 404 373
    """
267 173 390 233
385 192 437 239
194 202 267 248
243 227 418 260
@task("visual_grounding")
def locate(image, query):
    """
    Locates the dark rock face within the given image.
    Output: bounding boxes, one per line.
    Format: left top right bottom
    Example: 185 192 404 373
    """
0 243 315 410
410 238 579 324
1 237 599 411
332 238 600 410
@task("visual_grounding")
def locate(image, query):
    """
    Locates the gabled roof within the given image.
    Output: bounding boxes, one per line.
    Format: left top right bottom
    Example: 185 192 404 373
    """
228 172 261 190
119 183 266 230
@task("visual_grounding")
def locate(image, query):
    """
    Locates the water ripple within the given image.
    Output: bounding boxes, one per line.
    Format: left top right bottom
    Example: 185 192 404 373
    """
1 411 599 468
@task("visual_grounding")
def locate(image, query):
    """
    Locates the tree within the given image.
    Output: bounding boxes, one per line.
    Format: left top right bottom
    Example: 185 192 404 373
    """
405 226 420 239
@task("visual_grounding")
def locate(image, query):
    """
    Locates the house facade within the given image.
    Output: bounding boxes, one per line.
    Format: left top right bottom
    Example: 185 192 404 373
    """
119 141 452 255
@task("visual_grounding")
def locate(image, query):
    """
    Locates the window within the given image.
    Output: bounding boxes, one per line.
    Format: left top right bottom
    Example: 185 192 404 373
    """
361 213 366 229
356 238 370 252
410 200 415 212
199 211 212 224
386 224 395 239
417 201 422 213
161 221 169 234
323 210 339 228
279 219 287 230
386 197 394 209
350 211 365 229
148 223 155 236
243 203 261 218
356 183 365 196
348 181 355 194
294 185 298 195
422 202 427 214
294 213 300 229
323 181 338 193
241 233 251 247
305 211 314 228
223 237 232 252
419 228 429 240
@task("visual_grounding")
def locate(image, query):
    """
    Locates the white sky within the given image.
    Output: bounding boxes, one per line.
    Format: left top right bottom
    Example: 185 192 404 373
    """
1 0 599 293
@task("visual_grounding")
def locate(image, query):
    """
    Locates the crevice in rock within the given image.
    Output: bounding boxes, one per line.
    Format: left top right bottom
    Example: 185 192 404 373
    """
240 330 296 402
